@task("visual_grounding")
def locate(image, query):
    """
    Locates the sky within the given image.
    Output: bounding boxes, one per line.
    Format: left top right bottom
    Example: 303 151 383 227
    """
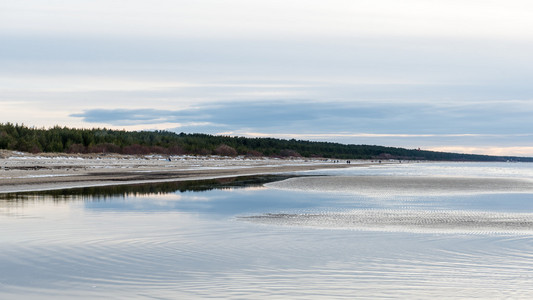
2 0 533 156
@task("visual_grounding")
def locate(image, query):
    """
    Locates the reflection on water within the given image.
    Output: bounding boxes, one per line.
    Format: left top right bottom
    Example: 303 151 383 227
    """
0 175 296 201
0 175 318 217
1 163 533 299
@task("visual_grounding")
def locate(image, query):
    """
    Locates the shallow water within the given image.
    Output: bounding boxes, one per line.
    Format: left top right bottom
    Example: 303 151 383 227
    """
1 163 533 299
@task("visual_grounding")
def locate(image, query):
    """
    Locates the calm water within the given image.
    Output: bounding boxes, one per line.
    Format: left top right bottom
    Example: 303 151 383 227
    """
1 162 533 299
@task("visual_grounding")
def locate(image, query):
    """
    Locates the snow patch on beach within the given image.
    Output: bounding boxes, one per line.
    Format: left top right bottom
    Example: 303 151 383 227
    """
17 174 73 179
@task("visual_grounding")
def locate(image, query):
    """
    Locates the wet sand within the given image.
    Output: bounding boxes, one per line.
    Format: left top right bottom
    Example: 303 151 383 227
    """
0 151 359 193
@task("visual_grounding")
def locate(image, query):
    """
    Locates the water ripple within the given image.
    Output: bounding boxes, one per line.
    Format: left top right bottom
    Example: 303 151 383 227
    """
240 210 533 234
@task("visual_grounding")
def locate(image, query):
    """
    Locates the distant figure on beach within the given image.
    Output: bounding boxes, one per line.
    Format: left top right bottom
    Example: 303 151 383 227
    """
167 157 171 162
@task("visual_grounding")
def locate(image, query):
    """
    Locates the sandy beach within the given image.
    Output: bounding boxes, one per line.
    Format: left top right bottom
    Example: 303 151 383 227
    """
0 150 360 193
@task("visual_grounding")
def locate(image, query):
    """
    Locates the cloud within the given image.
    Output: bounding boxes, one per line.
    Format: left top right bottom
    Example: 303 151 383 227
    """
71 108 202 125
71 100 533 137
71 101 394 131
4 1 533 40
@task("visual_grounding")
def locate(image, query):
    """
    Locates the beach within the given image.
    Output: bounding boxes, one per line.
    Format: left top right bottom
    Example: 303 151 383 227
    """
0 151 359 193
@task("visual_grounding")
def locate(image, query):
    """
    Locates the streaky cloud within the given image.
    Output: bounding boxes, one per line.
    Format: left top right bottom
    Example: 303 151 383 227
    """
71 100 533 136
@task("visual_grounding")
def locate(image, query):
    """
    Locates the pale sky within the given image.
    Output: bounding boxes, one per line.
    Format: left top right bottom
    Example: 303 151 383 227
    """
2 0 533 156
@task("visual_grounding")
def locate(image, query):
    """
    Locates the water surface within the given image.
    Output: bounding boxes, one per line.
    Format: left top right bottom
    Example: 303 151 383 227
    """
1 163 533 299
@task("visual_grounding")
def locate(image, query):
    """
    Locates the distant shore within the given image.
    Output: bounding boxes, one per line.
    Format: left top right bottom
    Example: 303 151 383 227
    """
0 151 367 194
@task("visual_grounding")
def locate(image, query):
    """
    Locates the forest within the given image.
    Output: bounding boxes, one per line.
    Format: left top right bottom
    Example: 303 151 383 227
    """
0 123 531 161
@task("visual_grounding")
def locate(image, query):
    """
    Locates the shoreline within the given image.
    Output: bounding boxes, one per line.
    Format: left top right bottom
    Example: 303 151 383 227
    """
0 152 367 194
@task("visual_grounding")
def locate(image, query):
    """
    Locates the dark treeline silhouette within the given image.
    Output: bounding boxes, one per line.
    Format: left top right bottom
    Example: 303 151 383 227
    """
1 123 531 161
0 175 295 201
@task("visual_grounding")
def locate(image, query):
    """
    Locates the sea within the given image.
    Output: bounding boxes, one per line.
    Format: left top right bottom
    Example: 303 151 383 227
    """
1 162 532 299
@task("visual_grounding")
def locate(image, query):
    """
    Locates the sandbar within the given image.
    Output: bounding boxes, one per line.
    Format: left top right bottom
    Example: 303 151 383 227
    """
0 151 361 193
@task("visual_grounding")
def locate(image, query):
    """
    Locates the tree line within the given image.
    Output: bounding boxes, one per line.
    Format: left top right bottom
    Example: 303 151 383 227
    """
0 123 531 161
